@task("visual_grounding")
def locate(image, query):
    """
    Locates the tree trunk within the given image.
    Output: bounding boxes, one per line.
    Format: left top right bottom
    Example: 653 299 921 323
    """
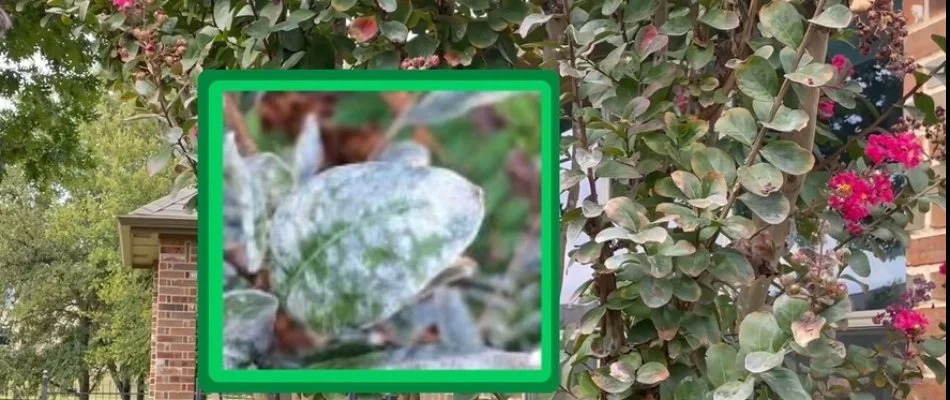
764 29 831 257
136 374 145 400
78 315 91 400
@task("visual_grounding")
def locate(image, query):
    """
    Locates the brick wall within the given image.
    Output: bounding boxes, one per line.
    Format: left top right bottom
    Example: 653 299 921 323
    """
151 236 198 400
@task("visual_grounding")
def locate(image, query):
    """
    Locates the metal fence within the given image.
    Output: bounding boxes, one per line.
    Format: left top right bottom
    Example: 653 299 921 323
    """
0 371 147 400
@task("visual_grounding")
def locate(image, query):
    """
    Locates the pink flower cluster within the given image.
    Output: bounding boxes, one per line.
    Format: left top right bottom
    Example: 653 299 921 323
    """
828 170 895 234
874 276 935 338
892 309 929 336
866 132 923 168
113 0 134 10
831 54 853 78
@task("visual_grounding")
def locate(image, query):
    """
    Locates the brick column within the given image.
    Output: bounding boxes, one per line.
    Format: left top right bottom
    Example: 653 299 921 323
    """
150 236 198 400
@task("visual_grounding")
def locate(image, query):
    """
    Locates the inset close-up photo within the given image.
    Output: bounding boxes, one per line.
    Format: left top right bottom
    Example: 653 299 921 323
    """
220 90 545 371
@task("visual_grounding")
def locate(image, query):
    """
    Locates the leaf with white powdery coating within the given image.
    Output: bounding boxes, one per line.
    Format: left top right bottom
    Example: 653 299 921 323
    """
269 162 485 335
761 106 809 132
760 368 811 400
710 249 755 285
636 362 670 385
738 163 784 196
745 351 785 373
809 4 853 28
785 63 836 88
759 0 804 48
405 91 519 126
700 8 740 30
715 108 758 146
713 377 755 400
224 290 279 368
739 192 790 224
737 56 779 102
738 311 786 353
760 140 815 175
706 343 742 387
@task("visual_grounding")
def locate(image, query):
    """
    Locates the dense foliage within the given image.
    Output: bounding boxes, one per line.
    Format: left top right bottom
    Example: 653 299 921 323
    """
15 0 949 398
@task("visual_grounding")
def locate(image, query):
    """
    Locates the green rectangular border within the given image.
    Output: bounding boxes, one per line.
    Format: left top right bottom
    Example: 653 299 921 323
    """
197 70 560 394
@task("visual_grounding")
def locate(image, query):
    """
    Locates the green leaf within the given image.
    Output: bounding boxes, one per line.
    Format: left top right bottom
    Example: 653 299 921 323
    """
737 163 784 196
706 343 742 387
759 0 804 48
380 21 409 43
457 0 490 10
773 295 809 333
820 296 852 324
760 140 815 175
675 248 711 277
660 14 692 36
809 4 853 29
716 108 758 146
674 376 707 400
640 276 674 308
625 0 658 23
378 0 398 12
605 197 647 231
591 368 634 393
579 305 607 335
634 24 669 61
213 0 233 30
762 105 809 132
692 148 737 185
657 203 703 232
710 249 755 285
146 146 173 176
786 62 836 88
636 362 671 385
331 0 357 11
739 192 790 224
745 351 785 373
281 51 305 69
738 311 785 353
923 355 946 383
700 8 740 30
721 216 756 240
467 21 499 48
602 0 624 15
673 276 702 301
245 18 271 39
270 163 485 334
223 289 279 368
920 339 947 358
713 377 755 400
610 353 642 382
518 13 553 38
134 80 156 98
934 34 947 52
913 93 938 125
760 368 810 400
406 34 440 57
847 251 871 278
737 56 780 101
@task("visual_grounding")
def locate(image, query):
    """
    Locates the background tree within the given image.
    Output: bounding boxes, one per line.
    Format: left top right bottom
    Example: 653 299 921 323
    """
0 96 168 399
0 1 102 184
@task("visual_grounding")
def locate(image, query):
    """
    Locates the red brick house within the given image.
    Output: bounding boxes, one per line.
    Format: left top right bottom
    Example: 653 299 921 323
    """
118 188 198 400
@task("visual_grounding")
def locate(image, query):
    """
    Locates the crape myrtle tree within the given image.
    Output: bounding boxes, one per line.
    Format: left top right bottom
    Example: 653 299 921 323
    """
24 0 950 398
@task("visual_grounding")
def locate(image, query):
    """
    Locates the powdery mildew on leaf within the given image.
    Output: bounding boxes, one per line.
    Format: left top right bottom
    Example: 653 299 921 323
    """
269 162 485 335
223 289 280 369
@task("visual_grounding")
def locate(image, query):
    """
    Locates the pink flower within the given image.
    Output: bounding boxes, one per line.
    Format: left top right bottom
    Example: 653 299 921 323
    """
865 132 923 168
940 262 946 275
113 0 134 10
892 308 929 336
828 170 895 233
818 100 836 120
831 54 853 78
